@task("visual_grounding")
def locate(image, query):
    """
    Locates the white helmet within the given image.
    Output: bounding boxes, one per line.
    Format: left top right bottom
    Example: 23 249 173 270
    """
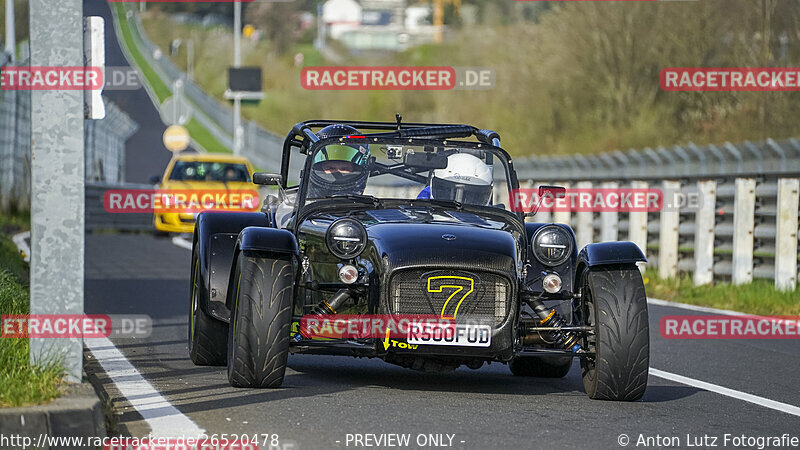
431 153 493 205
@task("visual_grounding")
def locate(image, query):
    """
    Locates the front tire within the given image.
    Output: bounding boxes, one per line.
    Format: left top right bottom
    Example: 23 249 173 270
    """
189 243 228 366
227 253 294 388
509 356 572 378
580 264 649 401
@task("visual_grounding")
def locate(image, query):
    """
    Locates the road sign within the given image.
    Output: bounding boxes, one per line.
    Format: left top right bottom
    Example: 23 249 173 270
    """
243 24 255 39
163 125 190 152
159 79 193 126
228 67 262 92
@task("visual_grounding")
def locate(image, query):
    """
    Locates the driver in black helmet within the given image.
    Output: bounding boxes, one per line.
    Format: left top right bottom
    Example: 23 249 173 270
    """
306 124 372 199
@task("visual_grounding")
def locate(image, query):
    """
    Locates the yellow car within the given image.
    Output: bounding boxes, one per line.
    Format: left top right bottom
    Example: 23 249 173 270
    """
153 153 257 234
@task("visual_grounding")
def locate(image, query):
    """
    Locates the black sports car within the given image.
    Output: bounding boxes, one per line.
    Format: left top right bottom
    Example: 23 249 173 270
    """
188 119 650 401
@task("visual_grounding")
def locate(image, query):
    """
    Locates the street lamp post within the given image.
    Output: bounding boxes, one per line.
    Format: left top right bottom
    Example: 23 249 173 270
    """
233 1 243 156
5 0 15 61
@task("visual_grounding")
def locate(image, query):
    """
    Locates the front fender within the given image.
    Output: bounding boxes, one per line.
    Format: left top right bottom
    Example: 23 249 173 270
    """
578 241 646 268
237 227 299 256
195 212 269 322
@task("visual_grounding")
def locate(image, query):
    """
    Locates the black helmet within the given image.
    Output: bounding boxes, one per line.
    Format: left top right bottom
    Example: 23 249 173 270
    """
307 125 371 199
316 124 360 140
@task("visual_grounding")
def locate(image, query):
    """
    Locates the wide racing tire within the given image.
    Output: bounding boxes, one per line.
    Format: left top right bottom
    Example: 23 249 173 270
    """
189 243 228 366
580 264 649 401
227 253 294 388
509 356 572 378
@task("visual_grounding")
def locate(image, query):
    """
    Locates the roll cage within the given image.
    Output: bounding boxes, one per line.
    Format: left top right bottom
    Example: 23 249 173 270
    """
279 119 509 187
279 120 522 220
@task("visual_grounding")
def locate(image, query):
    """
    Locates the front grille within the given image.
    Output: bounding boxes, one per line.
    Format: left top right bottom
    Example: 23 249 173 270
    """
390 269 510 326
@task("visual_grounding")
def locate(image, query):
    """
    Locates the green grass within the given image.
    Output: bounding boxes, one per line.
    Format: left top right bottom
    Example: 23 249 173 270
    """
111 3 229 153
185 117 227 153
112 3 171 102
643 269 800 316
0 227 65 407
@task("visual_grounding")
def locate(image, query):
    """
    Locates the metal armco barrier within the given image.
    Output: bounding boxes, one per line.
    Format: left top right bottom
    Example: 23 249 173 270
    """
85 182 154 232
521 172 800 291
118 5 285 173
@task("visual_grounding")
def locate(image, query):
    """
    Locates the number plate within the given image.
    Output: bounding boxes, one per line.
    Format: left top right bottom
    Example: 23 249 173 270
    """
407 322 491 347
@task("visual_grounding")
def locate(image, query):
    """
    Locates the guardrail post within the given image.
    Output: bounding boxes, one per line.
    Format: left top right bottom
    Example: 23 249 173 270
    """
552 182 571 225
29 0 85 382
775 178 799 291
732 178 756 285
693 180 717 285
575 181 593 249
659 181 681 279
600 181 618 242
629 180 649 272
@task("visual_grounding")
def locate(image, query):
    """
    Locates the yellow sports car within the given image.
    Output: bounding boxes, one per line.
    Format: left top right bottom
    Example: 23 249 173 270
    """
153 153 257 234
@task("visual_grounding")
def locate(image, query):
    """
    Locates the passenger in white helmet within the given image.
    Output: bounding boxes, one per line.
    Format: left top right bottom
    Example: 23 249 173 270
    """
417 153 493 206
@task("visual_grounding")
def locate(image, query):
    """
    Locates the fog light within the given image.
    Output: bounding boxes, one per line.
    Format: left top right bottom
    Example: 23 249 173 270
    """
338 264 359 284
542 273 562 293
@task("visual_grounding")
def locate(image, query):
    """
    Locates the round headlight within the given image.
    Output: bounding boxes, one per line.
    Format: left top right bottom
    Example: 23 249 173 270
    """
326 218 367 260
532 225 573 266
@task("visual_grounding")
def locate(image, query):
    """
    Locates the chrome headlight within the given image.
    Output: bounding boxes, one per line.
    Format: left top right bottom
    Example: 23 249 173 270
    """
326 218 367 260
532 225 572 266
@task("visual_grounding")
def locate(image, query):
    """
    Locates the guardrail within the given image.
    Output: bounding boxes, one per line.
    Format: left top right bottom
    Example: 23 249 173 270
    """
516 165 800 291
117 4 285 173
1 53 139 213
85 182 154 232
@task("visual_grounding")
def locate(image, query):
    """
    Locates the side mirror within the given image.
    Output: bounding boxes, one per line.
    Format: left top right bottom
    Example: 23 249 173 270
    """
538 185 566 199
149 175 162 184
253 172 283 186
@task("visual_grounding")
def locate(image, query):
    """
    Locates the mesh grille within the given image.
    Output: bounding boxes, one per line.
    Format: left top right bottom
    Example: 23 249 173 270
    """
390 269 510 326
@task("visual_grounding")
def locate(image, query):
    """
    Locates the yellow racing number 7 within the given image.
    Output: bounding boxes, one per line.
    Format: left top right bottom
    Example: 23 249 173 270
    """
427 276 475 320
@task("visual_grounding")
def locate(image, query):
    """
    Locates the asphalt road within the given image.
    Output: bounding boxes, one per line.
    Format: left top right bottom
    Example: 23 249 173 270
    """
79 2 800 448
84 233 800 450
84 0 195 183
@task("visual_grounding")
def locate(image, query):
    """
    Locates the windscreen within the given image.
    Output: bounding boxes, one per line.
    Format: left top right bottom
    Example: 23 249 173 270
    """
168 161 251 183
303 140 512 210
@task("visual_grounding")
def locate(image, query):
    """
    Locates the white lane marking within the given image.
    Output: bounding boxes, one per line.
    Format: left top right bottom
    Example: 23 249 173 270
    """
12 230 31 262
85 336 205 437
171 235 193 251
650 367 800 417
648 297 798 326
647 297 747 317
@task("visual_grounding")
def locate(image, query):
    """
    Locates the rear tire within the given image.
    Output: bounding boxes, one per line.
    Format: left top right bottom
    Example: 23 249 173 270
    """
227 253 294 388
580 264 649 401
509 356 572 378
189 244 228 366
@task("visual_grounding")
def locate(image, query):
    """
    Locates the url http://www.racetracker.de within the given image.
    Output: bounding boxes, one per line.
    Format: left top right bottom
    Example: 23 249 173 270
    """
0 434 296 450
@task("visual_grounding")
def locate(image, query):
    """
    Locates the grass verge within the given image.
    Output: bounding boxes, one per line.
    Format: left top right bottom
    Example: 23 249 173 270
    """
643 269 800 316
0 214 65 407
111 3 228 153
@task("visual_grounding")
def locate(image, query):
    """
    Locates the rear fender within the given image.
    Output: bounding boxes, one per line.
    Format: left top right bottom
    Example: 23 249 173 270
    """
195 212 269 322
